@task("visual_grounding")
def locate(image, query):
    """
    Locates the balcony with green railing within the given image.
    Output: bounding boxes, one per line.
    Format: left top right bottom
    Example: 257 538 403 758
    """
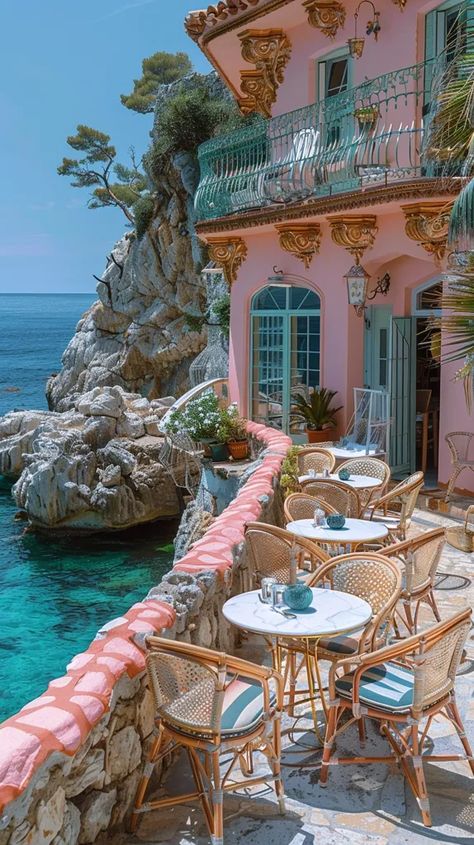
194 56 466 222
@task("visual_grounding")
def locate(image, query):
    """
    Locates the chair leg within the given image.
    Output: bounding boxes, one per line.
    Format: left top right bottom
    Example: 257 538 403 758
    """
411 726 432 827
425 589 441 623
446 699 474 775
211 750 224 845
358 717 366 747
402 600 415 635
129 726 165 833
270 716 286 814
319 703 339 786
445 465 462 501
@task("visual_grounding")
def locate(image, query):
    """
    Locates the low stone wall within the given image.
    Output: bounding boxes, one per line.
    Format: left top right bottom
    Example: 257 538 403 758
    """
0 421 291 844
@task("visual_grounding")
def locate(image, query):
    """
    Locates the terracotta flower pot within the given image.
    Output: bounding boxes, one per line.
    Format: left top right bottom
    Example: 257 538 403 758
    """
227 439 249 460
306 427 336 444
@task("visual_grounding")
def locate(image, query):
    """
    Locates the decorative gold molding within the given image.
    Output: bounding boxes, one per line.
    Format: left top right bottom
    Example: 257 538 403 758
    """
328 215 378 262
392 0 407 9
276 223 321 268
195 180 461 235
303 0 346 39
207 237 248 286
401 201 453 263
238 29 292 117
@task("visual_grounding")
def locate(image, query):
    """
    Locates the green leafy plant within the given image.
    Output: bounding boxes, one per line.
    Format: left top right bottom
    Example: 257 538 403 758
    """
280 446 301 497
212 294 230 339
121 51 193 114
217 405 248 443
153 85 244 157
133 194 155 240
292 388 342 431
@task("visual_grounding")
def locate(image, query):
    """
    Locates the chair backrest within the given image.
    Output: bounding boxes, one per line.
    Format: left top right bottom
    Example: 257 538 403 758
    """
245 521 328 585
337 457 390 489
309 552 402 651
297 447 336 476
445 431 474 463
145 636 227 737
284 493 337 524
416 389 432 414
300 478 360 517
411 610 471 712
383 527 445 594
377 471 424 531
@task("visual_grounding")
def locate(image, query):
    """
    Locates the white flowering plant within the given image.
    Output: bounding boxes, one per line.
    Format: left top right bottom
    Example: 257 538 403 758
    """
164 391 225 442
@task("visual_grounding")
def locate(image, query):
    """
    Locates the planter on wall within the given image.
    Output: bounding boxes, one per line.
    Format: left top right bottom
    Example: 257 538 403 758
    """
227 439 250 460
306 427 336 444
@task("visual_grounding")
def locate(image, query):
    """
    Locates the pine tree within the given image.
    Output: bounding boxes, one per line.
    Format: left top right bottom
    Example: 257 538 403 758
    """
121 51 192 114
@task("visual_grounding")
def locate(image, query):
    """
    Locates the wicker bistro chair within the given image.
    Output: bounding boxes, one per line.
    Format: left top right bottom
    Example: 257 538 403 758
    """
284 493 337 524
296 447 336 478
382 528 445 634
336 457 391 511
366 471 424 541
131 637 285 844
320 609 474 827
445 431 474 500
300 478 361 518
245 522 329 589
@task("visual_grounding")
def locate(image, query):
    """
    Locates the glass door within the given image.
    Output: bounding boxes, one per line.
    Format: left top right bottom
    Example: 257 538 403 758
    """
250 285 321 438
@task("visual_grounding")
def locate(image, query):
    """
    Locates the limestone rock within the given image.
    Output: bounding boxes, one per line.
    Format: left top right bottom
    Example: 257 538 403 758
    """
77 789 117 844
108 726 142 779
77 386 124 419
35 786 66 845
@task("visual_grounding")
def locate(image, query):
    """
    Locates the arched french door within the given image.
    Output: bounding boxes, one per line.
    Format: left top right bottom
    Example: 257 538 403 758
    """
249 284 321 437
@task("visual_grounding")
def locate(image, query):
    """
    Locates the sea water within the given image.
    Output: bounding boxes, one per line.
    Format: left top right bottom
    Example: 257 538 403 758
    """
0 295 175 721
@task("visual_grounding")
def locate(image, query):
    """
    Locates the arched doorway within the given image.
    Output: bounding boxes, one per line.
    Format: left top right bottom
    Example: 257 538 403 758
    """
249 283 321 438
412 277 442 479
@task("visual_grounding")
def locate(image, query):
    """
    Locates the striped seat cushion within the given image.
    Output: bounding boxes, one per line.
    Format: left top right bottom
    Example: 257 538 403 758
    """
317 634 359 655
221 678 274 735
335 661 414 712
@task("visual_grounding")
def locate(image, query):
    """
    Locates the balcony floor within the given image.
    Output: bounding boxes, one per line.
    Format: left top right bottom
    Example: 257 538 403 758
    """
113 507 474 845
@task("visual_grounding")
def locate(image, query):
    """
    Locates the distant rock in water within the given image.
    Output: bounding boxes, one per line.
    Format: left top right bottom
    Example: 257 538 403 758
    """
46 72 229 412
0 386 180 532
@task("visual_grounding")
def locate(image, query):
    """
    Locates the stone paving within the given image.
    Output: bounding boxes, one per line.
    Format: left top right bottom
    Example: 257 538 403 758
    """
114 508 474 845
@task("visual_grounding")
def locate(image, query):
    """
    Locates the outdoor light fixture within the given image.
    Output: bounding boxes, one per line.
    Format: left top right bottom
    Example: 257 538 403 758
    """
267 265 287 283
347 0 381 59
344 263 371 316
367 272 391 300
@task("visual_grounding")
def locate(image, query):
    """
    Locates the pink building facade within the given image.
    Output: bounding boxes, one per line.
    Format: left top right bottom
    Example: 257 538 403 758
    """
186 0 473 492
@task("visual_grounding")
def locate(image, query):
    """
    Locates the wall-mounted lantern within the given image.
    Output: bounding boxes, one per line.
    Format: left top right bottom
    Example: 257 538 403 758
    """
347 0 381 59
344 263 371 315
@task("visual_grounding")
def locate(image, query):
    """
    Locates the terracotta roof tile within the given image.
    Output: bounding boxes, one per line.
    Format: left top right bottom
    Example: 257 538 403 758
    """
185 0 271 41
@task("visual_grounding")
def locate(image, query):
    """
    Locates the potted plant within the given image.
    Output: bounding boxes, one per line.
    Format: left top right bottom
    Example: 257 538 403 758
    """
164 391 229 461
354 105 379 131
292 388 342 443
218 405 249 460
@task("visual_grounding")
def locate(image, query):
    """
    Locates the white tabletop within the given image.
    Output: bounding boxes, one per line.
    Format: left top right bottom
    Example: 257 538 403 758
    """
286 517 388 544
300 473 380 489
328 447 384 459
222 588 372 639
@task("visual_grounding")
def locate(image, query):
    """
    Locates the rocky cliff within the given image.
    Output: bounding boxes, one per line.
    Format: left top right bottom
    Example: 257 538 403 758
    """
46 72 227 412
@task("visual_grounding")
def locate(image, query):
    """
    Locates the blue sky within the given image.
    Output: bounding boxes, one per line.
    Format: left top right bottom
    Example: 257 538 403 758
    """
0 0 210 293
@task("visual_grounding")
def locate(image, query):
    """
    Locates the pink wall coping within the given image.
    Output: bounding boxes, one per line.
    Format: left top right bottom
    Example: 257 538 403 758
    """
0 421 291 813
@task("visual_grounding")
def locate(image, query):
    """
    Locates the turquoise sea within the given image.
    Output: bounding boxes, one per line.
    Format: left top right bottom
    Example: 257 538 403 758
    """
0 295 175 722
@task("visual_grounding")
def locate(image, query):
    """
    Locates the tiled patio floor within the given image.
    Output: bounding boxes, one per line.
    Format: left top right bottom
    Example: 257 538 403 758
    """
115 508 474 845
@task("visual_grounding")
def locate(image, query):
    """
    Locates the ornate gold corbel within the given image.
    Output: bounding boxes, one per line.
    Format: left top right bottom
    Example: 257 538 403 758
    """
238 29 292 118
328 215 378 263
303 0 346 39
401 201 453 264
276 223 321 269
207 237 248 286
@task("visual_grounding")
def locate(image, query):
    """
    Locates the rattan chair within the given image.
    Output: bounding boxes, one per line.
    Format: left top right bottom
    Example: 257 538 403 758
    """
366 470 424 541
300 478 361 518
445 431 474 500
296 447 336 478
383 527 444 634
131 636 285 843
284 493 337 524
336 457 391 510
320 608 473 827
307 553 402 663
245 522 329 588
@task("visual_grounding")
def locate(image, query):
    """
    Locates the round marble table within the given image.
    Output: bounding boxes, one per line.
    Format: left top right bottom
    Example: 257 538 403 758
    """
286 517 388 549
223 588 373 742
299 473 381 490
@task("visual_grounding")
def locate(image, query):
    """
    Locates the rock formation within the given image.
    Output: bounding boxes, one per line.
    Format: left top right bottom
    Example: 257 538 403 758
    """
0 387 180 531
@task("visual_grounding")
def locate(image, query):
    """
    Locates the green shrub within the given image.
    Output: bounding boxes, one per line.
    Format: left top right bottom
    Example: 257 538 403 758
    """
133 194 155 239
212 294 230 339
153 87 242 157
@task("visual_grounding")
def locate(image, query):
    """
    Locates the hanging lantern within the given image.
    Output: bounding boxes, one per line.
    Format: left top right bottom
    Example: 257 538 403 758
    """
344 263 371 315
348 1 381 59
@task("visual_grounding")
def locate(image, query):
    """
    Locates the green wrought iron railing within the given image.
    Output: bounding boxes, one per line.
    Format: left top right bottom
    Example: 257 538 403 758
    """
195 56 465 221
